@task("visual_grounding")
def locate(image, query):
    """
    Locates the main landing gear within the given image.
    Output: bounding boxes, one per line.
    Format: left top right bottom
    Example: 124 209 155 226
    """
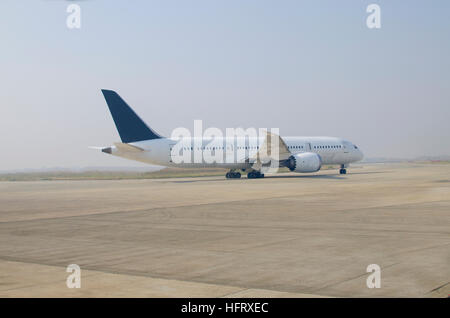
339 164 347 175
225 170 264 179
247 171 264 179
226 171 241 179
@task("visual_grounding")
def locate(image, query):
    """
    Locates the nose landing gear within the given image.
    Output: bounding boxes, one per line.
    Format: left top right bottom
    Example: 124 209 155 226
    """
339 164 347 175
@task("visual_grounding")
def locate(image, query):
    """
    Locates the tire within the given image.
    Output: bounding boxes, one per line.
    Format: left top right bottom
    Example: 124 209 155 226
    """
248 172 263 179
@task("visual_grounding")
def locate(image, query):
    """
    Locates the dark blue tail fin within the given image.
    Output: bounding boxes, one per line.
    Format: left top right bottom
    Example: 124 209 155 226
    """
101 89 162 143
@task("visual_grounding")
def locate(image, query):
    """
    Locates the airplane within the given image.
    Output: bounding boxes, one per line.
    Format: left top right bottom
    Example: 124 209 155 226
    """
95 89 364 179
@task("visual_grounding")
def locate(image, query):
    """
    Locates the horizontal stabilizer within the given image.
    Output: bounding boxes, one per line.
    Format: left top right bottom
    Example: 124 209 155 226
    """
114 142 144 153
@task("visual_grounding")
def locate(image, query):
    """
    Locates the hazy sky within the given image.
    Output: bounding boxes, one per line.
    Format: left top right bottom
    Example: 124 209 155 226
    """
1 1 449 170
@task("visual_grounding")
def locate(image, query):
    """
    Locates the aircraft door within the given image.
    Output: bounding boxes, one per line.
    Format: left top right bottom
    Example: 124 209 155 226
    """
342 142 350 153
168 143 177 163
305 142 312 151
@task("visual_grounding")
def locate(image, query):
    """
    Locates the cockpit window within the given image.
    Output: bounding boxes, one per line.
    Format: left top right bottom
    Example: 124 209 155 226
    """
354 145 358 149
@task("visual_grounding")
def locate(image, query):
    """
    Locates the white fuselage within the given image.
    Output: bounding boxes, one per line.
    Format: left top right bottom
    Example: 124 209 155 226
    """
107 136 363 169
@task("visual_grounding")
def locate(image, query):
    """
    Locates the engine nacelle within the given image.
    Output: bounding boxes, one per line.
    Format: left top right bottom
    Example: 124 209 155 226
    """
286 152 322 173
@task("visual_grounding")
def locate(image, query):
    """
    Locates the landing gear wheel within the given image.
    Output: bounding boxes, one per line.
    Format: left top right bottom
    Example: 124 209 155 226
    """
339 169 347 175
226 172 241 179
248 171 264 179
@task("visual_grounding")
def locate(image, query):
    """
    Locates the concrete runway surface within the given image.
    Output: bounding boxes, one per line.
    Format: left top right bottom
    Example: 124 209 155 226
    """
0 163 449 297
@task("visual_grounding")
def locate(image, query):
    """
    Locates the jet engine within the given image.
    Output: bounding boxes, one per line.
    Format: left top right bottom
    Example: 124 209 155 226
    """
286 152 322 173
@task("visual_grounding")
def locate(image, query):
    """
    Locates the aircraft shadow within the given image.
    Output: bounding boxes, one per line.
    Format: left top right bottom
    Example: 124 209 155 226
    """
265 174 345 179
344 171 389 175
169 173 346 182
168 171 388 183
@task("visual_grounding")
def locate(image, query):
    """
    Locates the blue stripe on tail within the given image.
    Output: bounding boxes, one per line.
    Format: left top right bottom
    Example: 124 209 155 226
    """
101 89 162 143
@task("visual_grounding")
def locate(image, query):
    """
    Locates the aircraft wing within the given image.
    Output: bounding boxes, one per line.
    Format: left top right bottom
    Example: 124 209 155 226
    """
251 131 291 171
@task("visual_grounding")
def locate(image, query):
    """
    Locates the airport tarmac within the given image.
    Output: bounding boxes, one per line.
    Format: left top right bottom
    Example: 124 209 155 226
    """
0 163 449 297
